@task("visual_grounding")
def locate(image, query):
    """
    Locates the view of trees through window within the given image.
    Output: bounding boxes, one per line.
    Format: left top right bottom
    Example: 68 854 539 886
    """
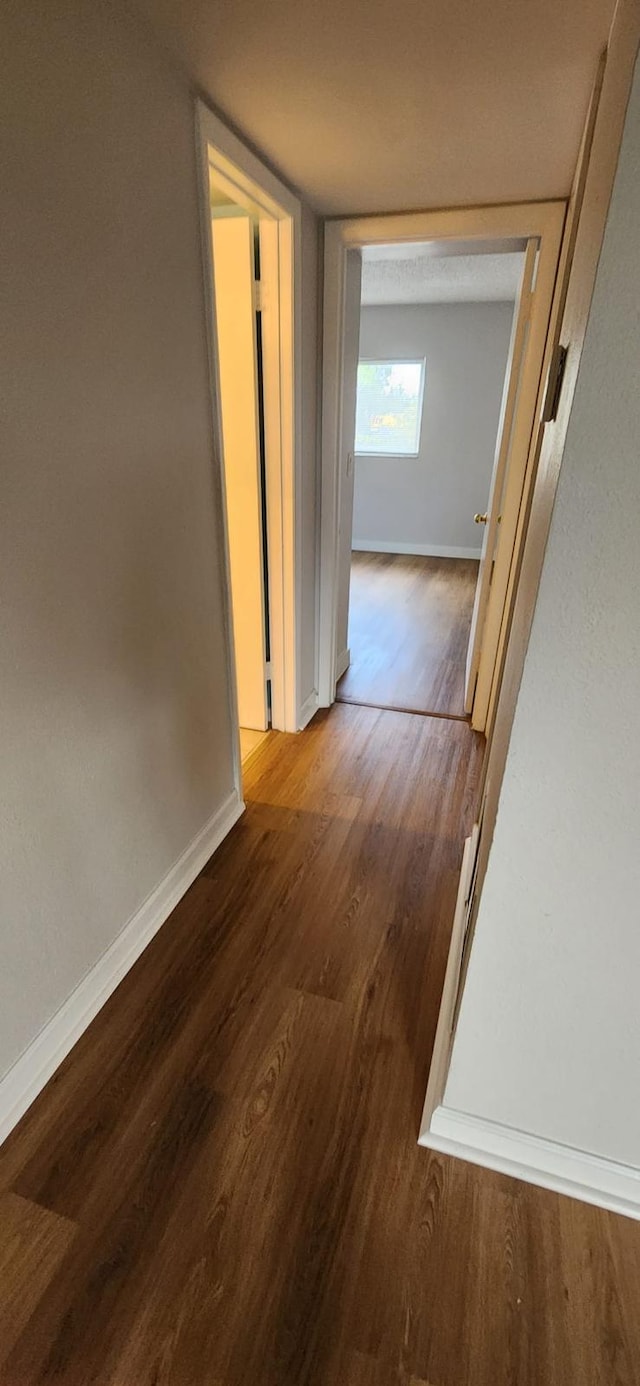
355 359 425 455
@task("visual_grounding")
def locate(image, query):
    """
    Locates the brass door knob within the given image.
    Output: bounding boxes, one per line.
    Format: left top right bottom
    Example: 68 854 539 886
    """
474 512 488 524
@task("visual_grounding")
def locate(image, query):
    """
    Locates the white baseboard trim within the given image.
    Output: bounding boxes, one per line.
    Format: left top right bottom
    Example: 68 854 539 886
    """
419 829 640 1221
0 788 244 1148
298 689 319 730
352 540 482 560
419 831 477 1136
335 647 351 680
420 1105 640 1221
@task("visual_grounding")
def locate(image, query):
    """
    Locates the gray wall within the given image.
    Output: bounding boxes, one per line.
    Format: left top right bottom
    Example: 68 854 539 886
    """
1 1 319 1083
444 58 640 1170
352 302 514 555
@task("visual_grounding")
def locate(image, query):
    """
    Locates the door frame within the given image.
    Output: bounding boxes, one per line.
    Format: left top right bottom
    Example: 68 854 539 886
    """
471 4 640 953
318 202 566 715
464 236 538 717
196 102 303 768
210 214 269 732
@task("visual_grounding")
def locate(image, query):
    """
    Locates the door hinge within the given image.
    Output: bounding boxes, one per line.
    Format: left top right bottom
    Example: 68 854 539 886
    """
254 279 263 312
264 660 272 679
542 343 568 423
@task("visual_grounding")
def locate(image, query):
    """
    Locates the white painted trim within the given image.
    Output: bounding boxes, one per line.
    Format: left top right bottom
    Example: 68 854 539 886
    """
195 106 300 220
419 825 640 1221
195 114 244 800
419 1105 640 1221
319 202 565 713
420 831 478 1135
196 101 303 733
0 790 244 1148
335 647 351 679
339 205 562 248
352 540 482 560
298 689 319 729
318 221 350 705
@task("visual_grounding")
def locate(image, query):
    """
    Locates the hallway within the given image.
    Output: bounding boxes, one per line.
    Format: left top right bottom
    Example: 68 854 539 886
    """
337 552 479 717
1 705 639 1384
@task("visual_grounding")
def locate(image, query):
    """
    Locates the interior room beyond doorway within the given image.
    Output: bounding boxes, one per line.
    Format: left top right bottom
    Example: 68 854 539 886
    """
337 551 478 717
337 242 522 719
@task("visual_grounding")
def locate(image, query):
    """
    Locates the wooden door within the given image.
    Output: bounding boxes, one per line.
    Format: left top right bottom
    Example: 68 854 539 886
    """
211 215 268 731
464 238 538 716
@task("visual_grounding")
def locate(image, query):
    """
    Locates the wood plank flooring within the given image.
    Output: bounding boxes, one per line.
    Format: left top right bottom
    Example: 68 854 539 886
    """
1 704 639 1384
239 726 270 765
337 552 479 717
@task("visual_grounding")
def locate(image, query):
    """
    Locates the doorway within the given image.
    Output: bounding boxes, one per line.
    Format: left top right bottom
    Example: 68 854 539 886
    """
335 243 525 719
319 204 565 736
210 199 270 761
196 104 305 793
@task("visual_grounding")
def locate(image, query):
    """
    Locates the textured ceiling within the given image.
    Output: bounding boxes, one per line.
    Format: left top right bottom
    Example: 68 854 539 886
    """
361 249 524 305
132 0 615 215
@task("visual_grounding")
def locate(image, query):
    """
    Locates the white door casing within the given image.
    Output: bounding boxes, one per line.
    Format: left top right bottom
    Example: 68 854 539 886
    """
333 250 362 681
319 204 564 721
196 101 304 769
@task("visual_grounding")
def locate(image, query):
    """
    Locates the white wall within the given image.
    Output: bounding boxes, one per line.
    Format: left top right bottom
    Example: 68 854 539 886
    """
444 57 640 1171
0 1 320 1095
352 302 514 556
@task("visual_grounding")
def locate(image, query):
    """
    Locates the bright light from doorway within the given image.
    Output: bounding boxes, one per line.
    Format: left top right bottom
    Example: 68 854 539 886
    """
355 359 425 456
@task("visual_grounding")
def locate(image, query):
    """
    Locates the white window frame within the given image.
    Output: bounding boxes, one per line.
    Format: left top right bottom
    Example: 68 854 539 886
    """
355 356 426 457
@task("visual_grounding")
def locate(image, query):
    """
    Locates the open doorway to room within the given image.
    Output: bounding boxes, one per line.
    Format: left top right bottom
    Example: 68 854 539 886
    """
336 244 524 718
209 188 271 769
319 204 565 737
196 104 304 792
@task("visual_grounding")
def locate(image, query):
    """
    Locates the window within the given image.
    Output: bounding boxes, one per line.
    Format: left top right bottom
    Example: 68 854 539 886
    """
355 359 425 456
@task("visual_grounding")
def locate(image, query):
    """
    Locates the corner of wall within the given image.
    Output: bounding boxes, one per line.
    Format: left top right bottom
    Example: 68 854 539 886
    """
0 788 244 1147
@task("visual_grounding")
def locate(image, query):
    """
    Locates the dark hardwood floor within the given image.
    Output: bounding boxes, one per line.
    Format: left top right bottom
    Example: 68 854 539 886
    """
1 705 639 1384
337 551 479 717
